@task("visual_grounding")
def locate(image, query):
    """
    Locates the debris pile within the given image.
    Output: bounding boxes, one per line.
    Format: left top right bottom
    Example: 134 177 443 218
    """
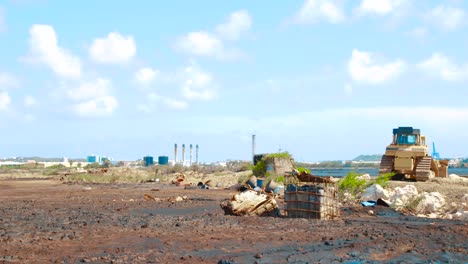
220 190 279 216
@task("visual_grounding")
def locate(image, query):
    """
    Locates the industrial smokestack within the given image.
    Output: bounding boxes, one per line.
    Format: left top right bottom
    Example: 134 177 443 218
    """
174 143 178 163
189 144 193 165
196 144 199 164
182 144 186 164
252 134 256 162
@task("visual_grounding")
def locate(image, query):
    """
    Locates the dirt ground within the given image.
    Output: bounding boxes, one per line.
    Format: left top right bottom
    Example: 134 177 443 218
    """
1 178 467 264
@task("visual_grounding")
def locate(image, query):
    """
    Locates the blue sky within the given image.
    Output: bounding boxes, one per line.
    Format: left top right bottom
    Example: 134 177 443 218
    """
1 0 468 162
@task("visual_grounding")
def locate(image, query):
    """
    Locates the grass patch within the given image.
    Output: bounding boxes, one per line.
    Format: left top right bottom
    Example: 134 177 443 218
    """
264 152 292 159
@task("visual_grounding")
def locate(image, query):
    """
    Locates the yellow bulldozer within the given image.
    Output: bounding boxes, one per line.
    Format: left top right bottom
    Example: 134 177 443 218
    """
379 127 448 181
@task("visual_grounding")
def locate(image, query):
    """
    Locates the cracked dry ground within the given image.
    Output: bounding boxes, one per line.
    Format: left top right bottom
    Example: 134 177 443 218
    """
0 179 467 264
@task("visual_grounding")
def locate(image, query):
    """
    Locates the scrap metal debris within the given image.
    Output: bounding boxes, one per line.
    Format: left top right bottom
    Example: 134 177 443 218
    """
220 190 279 216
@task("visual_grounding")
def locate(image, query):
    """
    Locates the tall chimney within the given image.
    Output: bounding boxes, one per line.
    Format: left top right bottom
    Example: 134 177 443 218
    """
196 144 199 164
189 144 193 165
174 143 178 163
252 134 256 162
182 144 186 164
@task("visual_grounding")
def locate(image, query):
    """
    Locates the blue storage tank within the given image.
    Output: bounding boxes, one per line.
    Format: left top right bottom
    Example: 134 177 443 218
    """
143 156 154 167
158 156 169 165
87 156 97 163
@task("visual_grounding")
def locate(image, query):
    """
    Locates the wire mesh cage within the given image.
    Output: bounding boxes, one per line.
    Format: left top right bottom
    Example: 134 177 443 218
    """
284 172 340 220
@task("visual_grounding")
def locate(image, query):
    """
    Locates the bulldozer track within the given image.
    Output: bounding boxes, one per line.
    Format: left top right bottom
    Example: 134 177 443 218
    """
379 155 393 175
415 156 433 182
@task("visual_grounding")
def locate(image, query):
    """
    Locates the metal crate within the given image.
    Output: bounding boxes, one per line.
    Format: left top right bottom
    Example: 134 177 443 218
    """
284 172 339 220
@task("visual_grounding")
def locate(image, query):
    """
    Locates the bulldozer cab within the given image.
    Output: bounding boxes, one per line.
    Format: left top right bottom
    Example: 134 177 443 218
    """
392 127 426 146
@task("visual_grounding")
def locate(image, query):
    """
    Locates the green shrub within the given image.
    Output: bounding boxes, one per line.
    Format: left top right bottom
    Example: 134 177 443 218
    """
264 152 292 159
338 171 368 196
296 167 310 174
275 175 285 183
252 160 265 177
371 172 394 188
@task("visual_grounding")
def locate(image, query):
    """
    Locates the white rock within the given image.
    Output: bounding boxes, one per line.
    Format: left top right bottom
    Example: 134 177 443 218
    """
175 196 184 202
448 174 468 182
452 210 468 221
357 174 371 180
361 184 390 201
388 185 418 208
415 192 446 214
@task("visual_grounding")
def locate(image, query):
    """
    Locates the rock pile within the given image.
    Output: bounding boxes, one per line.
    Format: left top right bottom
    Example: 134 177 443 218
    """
360 182 467 220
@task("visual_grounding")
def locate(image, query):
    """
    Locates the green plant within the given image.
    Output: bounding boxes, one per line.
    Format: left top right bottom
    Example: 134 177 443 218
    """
275 175 285 183
371 172 394 188
296 167 311 174
252 160 265 177
338 171 368 196
264 152 292 159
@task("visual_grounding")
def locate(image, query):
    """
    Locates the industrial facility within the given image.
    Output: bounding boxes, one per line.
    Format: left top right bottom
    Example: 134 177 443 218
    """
173 143 199 166
141 143 199 167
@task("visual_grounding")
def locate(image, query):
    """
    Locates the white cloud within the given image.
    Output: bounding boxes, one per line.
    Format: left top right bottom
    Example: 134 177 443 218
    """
294 0 345 24
0 73 19 88
65 78 118 117
176 31 224 57
148 93 188 110
28 24 82 78
418 53 468 81
182 64 216 100
215 10 252 40
73 96 118 117
89 32 136 63
135 62 216 112
355 0 407 16
175 10 250 60
0 91 11 111
426 5 465 31
135 67 159 85
67 78 110 101
348 49 406 84
24 95 37 107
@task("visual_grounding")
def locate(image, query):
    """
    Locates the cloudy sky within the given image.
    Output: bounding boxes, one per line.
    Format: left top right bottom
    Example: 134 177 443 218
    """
1 0 467 162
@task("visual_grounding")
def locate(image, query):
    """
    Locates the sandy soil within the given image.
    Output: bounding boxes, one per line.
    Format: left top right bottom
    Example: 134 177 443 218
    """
0 178 467 264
